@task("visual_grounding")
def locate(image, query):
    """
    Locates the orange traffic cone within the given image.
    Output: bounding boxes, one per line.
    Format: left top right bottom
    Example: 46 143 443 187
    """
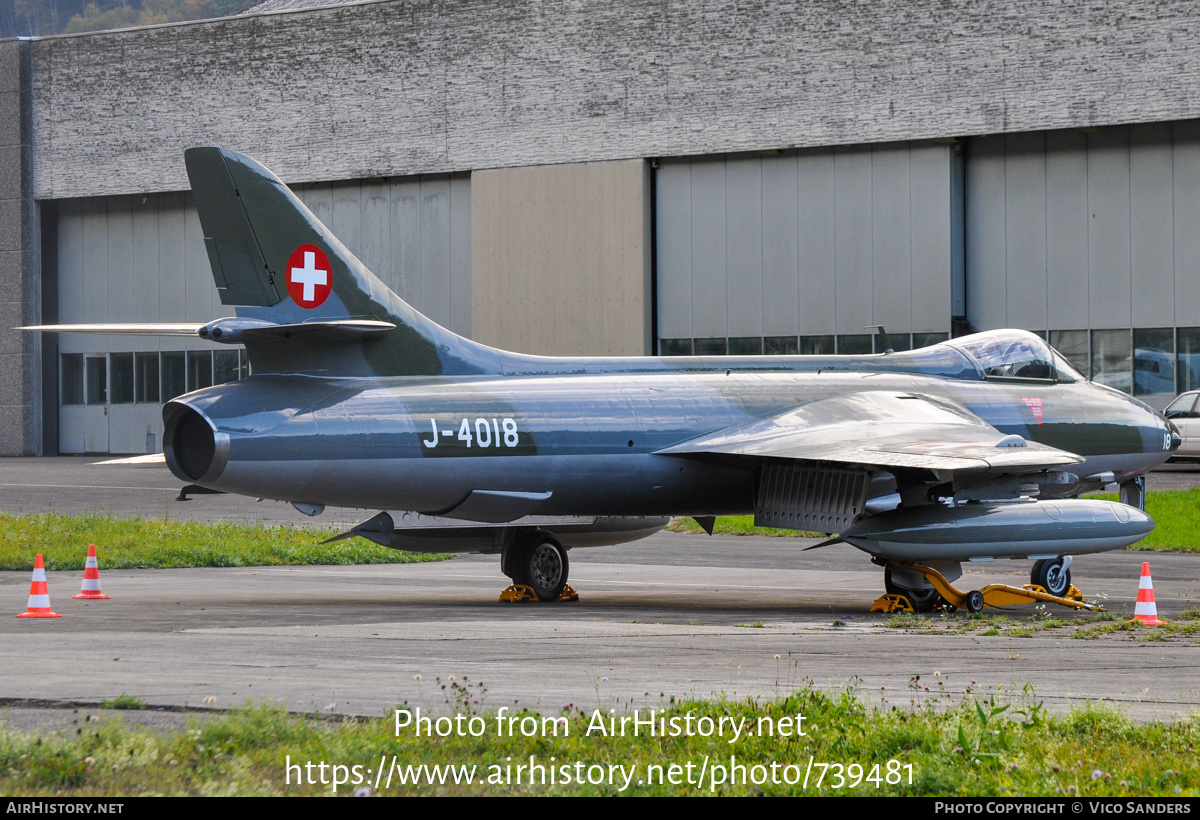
72 544 109 600
1134 561 1167 626
16 554 61 618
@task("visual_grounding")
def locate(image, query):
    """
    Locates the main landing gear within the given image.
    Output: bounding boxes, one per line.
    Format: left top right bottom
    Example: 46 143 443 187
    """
872 557 1102 614
498 532 578 603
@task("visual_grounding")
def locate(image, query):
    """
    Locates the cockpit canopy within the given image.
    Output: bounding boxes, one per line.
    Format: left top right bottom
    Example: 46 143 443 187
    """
944 330 1083 383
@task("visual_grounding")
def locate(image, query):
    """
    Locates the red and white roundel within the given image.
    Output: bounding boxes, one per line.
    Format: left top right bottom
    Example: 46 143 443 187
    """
285 244 333 309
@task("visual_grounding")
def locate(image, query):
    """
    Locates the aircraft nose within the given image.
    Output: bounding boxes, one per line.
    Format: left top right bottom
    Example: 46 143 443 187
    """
1166 418 1182 452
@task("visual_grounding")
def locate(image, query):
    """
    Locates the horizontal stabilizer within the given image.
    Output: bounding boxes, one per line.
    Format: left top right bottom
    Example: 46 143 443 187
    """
20 323 204 336
21 318 396 344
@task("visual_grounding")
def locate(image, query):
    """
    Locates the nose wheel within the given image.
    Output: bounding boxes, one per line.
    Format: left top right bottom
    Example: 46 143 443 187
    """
1030 557 1071 597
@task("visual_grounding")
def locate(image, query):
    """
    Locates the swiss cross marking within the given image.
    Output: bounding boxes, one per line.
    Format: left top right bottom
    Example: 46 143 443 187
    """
285 244 333 308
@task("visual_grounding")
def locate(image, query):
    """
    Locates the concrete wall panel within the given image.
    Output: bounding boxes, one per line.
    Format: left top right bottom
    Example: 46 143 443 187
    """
834 147 873 335
1044 130 1089 330
1129 124 1175 328
871 146 912 336
965 135 1008 330
909 144 952 333
1087 129 1132 329
1003 133 1048 331
28 0 1200 200
796 150 837 336
760 154 799 337
472 160 651 356
724 156 763 339
1174 121 1200 327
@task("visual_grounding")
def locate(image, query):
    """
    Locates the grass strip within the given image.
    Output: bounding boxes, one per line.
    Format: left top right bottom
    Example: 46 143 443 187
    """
668 488 1200 550
0 513 449 571
2 687 1197 796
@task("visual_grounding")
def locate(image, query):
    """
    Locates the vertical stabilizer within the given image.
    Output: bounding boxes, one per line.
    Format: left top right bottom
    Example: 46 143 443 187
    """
184 147 498 377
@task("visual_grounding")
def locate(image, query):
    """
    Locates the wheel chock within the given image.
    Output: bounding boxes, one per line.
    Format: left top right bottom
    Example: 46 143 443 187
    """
871 594 914 614
499 584 538 603
498 583 580 603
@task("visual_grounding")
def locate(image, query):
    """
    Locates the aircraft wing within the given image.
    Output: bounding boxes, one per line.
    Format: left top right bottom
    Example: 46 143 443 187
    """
655 390 1083 474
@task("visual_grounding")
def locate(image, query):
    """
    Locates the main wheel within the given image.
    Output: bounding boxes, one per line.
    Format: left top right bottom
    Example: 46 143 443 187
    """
511 534 569 602
883 566 941 613
1030 558 1071 597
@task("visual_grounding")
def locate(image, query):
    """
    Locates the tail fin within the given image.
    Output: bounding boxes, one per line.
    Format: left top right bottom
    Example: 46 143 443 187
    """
184 147 498 377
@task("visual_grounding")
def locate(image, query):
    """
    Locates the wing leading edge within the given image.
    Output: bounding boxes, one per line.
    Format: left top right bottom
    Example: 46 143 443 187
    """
655 390 1083 474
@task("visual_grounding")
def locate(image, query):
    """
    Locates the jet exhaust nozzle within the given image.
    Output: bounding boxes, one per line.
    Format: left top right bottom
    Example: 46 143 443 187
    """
163 402 230 484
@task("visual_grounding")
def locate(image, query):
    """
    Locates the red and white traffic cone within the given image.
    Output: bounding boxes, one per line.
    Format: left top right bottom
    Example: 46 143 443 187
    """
1134 561 1167 626
16 554 61 618
72 544 110 600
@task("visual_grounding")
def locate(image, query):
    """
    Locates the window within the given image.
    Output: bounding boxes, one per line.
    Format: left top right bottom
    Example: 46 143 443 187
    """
1133 328 1174 397
1091 330 1132 393
161 352 185 402
61 354 83 405
800 335 834 355
727 337 762 355
1178 328 1200 394
186 351 213 392
912 332 950 349
214 350 240 384
836 335 872 355
85 356 107 405
764 336 798 355
110 353 134 404
693 338 727 356
135 353 159 404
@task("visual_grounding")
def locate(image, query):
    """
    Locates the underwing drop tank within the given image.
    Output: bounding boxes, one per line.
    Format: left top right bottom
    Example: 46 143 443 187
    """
836 499 1153 562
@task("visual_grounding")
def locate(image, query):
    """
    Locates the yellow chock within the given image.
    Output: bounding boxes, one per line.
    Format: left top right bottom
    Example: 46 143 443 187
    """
498 584 538 603
498 583 580 603
871 594 914 614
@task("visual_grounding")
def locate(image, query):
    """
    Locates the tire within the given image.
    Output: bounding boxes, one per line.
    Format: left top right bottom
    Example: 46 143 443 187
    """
965 590 985 613
883 566 941 613
1030 558 1071 597
513 534 569 602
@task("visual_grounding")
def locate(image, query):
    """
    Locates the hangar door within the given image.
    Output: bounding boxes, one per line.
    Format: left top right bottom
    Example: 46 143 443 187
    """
655 144 963 356
53 174 470 454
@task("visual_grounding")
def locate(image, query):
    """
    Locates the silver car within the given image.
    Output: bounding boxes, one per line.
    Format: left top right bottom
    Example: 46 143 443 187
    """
1164 391 1200 462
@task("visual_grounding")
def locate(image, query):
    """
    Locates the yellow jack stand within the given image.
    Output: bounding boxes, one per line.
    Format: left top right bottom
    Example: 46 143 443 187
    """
498 583 579 603
871 558 1105 614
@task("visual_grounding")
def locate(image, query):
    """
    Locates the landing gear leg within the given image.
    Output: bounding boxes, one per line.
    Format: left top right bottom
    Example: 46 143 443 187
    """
883 565 941 612
1120 476 1146 511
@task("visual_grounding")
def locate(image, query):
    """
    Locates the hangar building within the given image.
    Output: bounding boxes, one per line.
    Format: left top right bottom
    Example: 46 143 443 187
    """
3 0 1200 454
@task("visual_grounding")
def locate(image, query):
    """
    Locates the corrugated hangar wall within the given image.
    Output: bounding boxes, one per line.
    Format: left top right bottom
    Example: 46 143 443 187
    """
53 174 470 454
964 123 1200 403
655 143 963 355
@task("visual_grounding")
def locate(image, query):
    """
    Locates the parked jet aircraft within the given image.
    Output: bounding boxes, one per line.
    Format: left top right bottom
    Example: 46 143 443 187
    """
28 148 1178 610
